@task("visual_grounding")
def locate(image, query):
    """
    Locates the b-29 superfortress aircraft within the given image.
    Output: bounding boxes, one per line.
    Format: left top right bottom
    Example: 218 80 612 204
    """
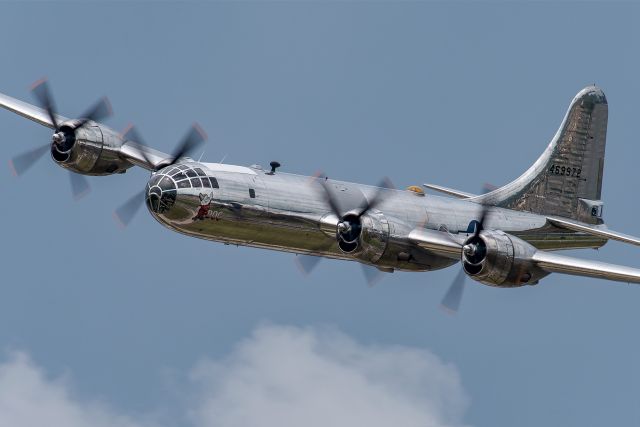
3 80 639 312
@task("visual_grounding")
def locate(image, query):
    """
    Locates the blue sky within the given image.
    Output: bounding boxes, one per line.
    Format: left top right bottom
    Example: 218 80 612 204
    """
1 1 640 426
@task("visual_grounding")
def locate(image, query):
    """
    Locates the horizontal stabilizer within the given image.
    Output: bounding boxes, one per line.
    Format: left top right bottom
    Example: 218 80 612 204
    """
422 184 476 199
548 216 640 247
532 250 640 284
0 91 68 128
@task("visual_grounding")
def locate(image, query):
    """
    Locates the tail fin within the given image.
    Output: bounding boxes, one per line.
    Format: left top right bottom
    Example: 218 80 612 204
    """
478 86 608 224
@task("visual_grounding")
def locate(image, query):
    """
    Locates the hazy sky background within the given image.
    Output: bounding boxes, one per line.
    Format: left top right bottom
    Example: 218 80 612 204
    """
2 1 640 426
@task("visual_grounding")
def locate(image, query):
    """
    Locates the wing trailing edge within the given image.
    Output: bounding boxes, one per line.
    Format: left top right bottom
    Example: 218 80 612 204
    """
532 250 640 284
548 216 640 247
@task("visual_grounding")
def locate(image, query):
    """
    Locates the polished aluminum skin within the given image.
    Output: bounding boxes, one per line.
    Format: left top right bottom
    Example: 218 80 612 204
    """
3 84 640 290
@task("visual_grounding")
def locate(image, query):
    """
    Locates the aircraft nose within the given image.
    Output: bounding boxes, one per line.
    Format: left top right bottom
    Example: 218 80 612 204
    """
145 174 177 214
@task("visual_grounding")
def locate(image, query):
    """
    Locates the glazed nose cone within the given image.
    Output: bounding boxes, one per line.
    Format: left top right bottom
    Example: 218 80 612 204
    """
145 175 177 214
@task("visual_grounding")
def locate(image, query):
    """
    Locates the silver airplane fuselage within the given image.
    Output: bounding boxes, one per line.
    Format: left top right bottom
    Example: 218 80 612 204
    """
145 161 605 273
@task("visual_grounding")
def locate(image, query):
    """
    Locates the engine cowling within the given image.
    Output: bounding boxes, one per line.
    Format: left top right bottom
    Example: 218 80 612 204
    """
51 121 133 175
320 210 390 263
461 230 549 287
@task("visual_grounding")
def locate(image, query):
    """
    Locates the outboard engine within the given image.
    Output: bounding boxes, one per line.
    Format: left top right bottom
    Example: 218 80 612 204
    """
51 120 132 175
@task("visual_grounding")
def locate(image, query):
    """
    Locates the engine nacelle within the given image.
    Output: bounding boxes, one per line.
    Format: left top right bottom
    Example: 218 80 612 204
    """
51 121 134 176
462 230 549 287
320 210 390 263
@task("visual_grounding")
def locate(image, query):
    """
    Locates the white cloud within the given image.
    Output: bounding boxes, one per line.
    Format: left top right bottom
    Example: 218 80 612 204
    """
0 325 470 427
0 352 152 427
189 324 470 427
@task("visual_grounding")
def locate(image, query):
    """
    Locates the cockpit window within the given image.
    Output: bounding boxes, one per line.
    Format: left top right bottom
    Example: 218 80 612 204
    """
190 178 202 187
173 171 187 180
178 165 190 171
149 175 162 186
202 177 211 188
194 168 207 177
186 169 197 178
159 177 175 191
209 177 219 188
177 179 191 189
166 168 179 176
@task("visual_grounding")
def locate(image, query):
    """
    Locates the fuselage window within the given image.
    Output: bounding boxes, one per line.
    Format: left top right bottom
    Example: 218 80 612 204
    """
190 178 202 187
177 179 191 189
202 177 211 188
209 177 219 188
194 168 207 177
249 188 256 198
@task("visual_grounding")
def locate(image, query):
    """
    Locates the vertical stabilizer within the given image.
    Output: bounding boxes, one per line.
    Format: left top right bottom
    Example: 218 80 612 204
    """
477 86 608 224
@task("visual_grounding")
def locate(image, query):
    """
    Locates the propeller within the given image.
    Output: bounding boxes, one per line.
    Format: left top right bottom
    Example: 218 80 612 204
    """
439 183 495 314
113 124 207 227
317 174 394 244
9 78 112 200
296 253 386 287
295 174 394 285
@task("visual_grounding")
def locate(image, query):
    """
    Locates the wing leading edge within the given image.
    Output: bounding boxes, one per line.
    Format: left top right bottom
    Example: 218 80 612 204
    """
0 91 68 128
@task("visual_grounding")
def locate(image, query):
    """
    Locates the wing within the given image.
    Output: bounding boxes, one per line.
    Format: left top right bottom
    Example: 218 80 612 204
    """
532 250 640 284
119 140 170 171
408 228 463 259
409 227 640 284
547 216 640 247
0 91 69 128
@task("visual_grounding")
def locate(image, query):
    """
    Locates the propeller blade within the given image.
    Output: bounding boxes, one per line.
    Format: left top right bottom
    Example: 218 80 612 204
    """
318 176 344 218
69 171 90 200
166 123 207 166
113 189 146 229
472 183 498 238
76 97 112 129
295 254 323 275
9 144 49 176
361 264 385 287
440 267 467 314
357 177 394 218
30 78 58 129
